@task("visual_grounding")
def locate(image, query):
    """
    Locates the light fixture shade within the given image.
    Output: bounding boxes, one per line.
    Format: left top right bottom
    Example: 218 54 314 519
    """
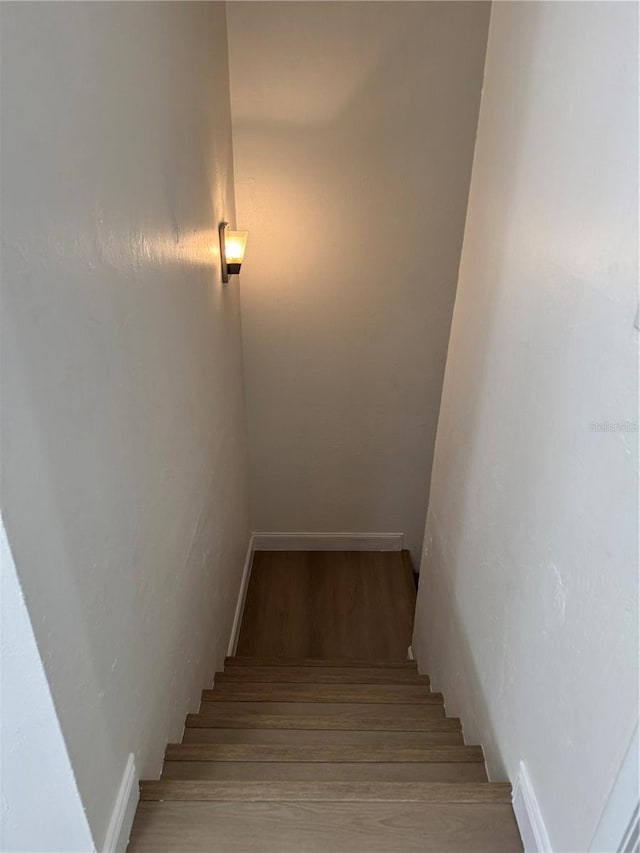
219 222 248 283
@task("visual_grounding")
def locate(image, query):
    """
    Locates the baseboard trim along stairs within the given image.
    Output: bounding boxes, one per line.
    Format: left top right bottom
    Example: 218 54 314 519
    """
128 657 523 851
102 753 138 853
226 535 255 656
512 761 553 853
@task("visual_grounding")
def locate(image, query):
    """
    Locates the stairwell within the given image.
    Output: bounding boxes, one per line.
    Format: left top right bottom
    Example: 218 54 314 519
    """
128 554 522 851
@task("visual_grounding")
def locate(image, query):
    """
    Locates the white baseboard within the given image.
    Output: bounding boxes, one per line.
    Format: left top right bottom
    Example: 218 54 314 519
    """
102 753 138 853
513 760 552 852
227 535 255 657
252 532 404 552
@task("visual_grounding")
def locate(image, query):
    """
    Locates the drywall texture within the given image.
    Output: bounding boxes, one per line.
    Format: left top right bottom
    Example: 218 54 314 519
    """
1 3 250 848
413 3 639 851
227 2 490 564
1 520 95 853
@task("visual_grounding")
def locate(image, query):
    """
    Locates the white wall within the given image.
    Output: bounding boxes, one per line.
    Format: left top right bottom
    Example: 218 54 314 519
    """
413 3 638 851
1 3 250 848
226 2 490 564
1 520 95 853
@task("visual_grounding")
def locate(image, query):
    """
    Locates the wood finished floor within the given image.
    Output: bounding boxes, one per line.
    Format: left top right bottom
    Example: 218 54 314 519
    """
236 550 416 660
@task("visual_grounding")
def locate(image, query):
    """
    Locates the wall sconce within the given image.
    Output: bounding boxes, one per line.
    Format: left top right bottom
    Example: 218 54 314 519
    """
219 222 248 284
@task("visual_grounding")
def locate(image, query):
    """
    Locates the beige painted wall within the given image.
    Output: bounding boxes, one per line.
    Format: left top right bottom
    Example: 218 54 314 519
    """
413 3 638 850
1 3 250 847
227 2 490 563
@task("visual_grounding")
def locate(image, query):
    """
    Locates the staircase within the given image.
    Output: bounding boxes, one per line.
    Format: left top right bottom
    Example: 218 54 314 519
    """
129 656 522 851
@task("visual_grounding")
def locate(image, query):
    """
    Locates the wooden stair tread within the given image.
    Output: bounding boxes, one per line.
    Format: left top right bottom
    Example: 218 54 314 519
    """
182 727 463 746
165 743 484 763
187 709 458 731
226 656 417 668
197 700 446 719
220 666 429 684
129 801 522 852
203 683 441 704
160 760 489 783
141 779 511 803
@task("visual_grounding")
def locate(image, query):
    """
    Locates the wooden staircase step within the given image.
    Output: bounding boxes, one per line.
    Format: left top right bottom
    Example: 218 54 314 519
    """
129 554 522 851
187 709 457 731
128 801 522 852
226 656 418 668
182 727 463 746
197 700 446 720
203 683 440 704
220 666 429 684
161 760 488 783
140 779 511 803
165 743 484 763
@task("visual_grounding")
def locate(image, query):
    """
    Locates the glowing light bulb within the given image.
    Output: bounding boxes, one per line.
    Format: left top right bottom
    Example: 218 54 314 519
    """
225 235 247 263
219 223 248 283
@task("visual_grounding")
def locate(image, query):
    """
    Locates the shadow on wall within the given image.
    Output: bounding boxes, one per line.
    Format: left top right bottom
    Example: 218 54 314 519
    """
422 1 541 613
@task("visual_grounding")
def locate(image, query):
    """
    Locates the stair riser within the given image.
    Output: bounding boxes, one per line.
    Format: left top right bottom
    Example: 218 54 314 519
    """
220 667 429 684
225 657 418 668
161 761 488 783
182 728 463 746
200 700 444 720
187 711 457 731
140 780 512 803
203 685 443 704
165 744 484 763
